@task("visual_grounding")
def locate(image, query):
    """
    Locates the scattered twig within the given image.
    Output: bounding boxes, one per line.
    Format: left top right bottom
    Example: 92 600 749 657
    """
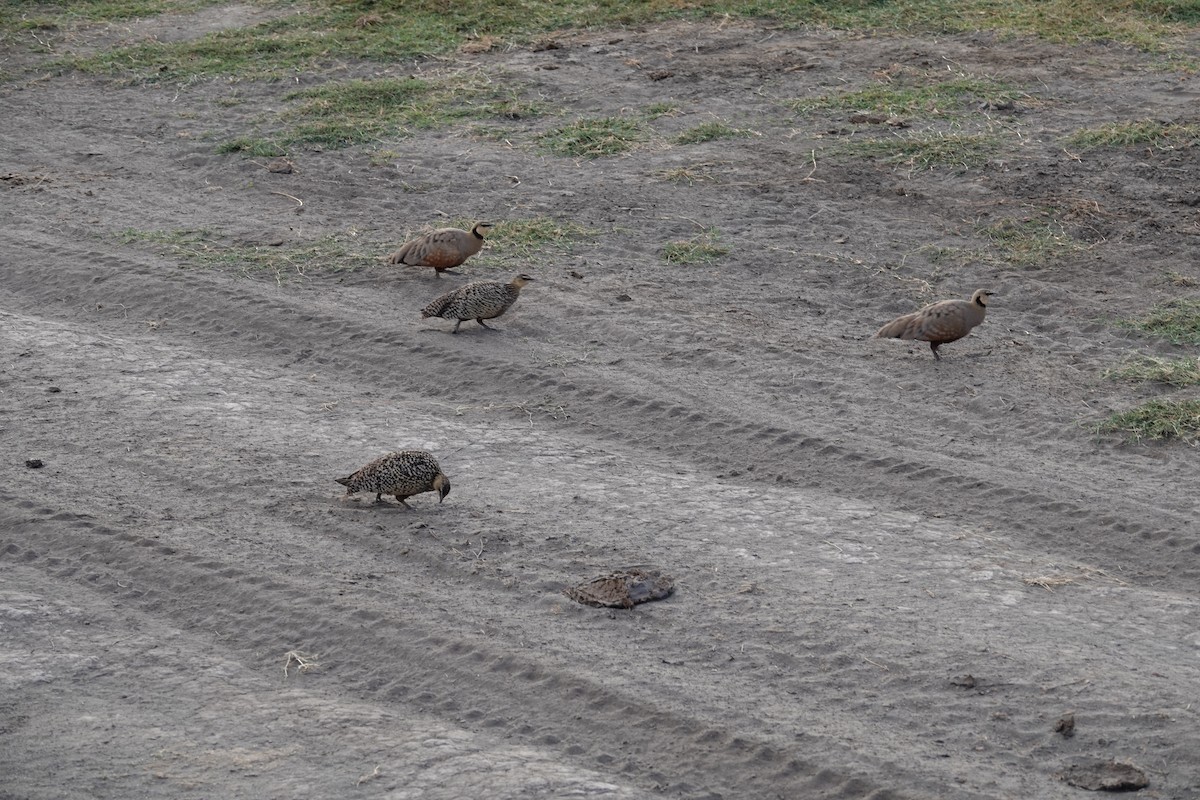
270 190 304 209
355 765 382 787
800 149 823 182
283 650 320 678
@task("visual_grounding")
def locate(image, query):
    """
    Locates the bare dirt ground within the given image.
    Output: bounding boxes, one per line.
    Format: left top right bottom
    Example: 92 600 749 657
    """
2 10 1200 799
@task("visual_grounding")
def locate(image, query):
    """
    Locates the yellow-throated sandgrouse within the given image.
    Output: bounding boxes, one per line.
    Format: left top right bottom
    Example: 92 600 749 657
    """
874 289 994 360
387 222 493 275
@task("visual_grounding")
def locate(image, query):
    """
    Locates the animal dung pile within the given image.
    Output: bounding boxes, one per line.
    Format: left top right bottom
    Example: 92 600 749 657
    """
1057 761 1148 792
564 567 675 609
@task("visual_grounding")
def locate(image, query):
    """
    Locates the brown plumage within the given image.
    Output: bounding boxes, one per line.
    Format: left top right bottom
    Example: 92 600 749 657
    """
387 222 494 275
874 289 995 360
335 450 450 507
420 273 534 333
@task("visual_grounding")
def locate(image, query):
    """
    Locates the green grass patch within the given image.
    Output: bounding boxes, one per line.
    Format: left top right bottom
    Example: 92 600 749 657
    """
657 162 724 184
675 121 754 145
790 77 1017 117
486 217 597 257
1066 119 1200 150
840 131 1002 171
1121 298 1200 345
41 1 1200 83
538 115 646 158
412 216 596 266
1095 398 1200 444
115 227 211 246
661 228 729 264
979 216 1084 266
644 102 681 119
1104 356 1200 387
216 136 288 157
2 0 217 30
113 227 377 281
214 73 543 153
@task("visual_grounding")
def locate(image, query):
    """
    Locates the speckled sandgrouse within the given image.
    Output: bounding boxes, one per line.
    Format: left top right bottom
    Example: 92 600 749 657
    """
420 273 534 333
873 289 994 360
335 450 450 507
387 222 494 275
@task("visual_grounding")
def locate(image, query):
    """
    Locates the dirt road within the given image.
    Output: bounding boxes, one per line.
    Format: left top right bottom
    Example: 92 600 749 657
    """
2 15 1199 799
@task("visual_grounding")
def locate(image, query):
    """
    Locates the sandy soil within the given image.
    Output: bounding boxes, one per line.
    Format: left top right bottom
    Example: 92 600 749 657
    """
2 11 1200 800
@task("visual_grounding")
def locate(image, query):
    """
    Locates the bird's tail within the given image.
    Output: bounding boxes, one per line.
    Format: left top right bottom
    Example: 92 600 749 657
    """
421 297 450 319
335 476 352 487
874 313 918 340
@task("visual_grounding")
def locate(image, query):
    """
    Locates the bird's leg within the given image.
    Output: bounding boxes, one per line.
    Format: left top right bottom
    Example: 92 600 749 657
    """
374 492 385 503
930 342 942 361
451 320 462 334
476 319 494 329
396 496 413 509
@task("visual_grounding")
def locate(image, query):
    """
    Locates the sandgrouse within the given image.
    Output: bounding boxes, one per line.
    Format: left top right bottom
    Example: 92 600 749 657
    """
874 289 994 360
335 450 450 507
421 273 534 333
387 222 494 275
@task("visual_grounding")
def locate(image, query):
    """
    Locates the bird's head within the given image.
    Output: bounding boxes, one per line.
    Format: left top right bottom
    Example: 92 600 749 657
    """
434 473 451 503
973 289 996 307
511 273 535 288
473 222 496 238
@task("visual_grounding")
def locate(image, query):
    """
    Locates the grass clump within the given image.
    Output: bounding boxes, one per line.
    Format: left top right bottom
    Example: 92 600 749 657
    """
979 217 1084 266
486 217 596 257
281 77 435 147
1104 356 1200 387
675 121 754 145
114 228 377 281
116 228 210 245
214 74 542 152
790 77 1017 117
644 102 681 119
1122 298 1200 345
841 131 1002 171
661 228 729 264
538 116 646 158
1096 399 1200 444
657 162 724 184
216 136 288 157
1066 119 1200 150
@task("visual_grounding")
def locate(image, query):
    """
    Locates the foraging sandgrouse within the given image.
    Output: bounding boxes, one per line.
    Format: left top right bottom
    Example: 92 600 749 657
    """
874 289 994 360
387 222 493 275
335 450 450 507
420 273 534 333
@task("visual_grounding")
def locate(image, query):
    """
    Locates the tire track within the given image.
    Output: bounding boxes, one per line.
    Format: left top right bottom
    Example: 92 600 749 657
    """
0 496 914 800
2 230 1197 589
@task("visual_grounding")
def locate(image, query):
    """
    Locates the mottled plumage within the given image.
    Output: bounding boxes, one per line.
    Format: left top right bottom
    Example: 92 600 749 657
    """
335 450 450 507
874 289 994 360
387 222 493 275
420 273 534 333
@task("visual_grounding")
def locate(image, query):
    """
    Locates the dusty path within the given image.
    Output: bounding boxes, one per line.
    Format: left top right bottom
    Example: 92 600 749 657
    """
2 15 1199 800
